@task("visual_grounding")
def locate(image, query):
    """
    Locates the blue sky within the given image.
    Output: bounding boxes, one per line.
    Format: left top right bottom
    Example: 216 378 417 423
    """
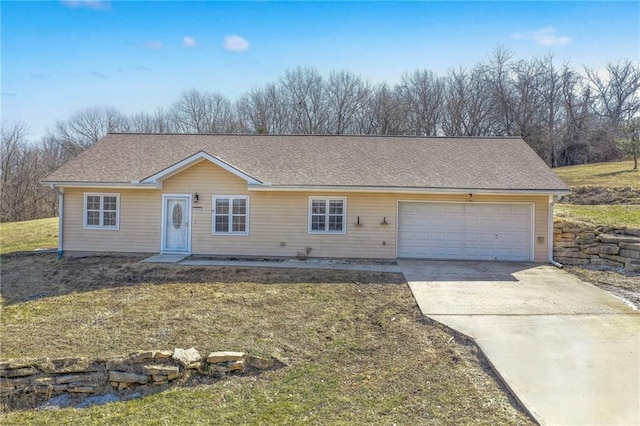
2 1 638 139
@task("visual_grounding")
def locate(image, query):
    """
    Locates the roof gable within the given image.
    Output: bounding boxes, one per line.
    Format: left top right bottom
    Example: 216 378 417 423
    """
138 151 262 186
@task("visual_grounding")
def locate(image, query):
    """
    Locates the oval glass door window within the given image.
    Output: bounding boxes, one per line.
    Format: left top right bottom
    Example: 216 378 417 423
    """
172 204 183 229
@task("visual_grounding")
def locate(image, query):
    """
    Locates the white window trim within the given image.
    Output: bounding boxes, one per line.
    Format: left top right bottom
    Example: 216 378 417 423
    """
308 197 347 234
212 195 250 236
83 192 120 230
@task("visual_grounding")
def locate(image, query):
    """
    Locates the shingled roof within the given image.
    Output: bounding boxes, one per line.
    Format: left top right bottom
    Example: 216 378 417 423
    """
43 133 569 192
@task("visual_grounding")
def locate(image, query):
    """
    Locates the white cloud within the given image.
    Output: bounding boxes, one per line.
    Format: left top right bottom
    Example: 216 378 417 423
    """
222 35 250 52
60 0 110 10
144 41 164 50
511 26 571 46
183 36 197 48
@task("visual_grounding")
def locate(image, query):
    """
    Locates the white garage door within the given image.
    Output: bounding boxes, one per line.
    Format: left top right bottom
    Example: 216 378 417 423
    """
398 202 533 261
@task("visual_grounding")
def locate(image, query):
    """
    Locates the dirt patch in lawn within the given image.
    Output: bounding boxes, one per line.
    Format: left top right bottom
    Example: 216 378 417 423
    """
561 186 640 205
0 253 533 425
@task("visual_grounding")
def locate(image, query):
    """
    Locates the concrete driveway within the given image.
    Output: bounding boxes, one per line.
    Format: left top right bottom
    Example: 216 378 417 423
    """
400 260 640 426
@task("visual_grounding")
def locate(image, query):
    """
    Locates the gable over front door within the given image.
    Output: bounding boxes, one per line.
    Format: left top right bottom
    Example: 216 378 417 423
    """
161 194 191 253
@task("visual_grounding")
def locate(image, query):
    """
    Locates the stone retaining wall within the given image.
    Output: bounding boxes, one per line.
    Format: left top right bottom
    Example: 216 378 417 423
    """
1 348 280 401
553 220 640 271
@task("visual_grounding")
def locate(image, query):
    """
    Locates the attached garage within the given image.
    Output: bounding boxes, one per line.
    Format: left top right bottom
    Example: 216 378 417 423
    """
397 202 533 261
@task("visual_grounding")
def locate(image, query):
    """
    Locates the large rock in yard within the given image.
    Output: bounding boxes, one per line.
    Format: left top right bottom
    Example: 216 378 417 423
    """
172 348 201 368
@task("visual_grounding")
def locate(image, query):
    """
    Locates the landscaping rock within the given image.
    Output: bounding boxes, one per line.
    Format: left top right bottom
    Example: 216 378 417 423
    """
206 351 245 363
597 234 640 245
554 220 640 272
247 356 275 370
143 364 180 376
108 371 148 385
172 348 201 368
128 351 156 362
583 245 620 255
620 249 640 259
55 372 103 384
1 367 37 377
68 386 96 393
0 359 44 370
227 360 245 372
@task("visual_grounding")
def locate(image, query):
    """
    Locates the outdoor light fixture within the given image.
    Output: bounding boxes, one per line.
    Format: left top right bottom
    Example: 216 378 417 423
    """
194 193 199 203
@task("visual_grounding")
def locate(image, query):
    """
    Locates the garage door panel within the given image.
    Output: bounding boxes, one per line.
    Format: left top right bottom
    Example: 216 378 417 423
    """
398 202 532 261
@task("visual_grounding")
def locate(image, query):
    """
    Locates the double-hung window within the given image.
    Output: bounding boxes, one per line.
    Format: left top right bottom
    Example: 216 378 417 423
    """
84 193 120 230
212 196 249 235
309 197 346 234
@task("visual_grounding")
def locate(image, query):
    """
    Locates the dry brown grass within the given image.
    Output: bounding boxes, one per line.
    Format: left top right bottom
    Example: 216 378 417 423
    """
0 253 532 425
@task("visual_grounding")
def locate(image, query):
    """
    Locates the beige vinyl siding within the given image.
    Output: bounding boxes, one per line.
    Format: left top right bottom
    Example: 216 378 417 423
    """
63 188 161 252
62 160 550 261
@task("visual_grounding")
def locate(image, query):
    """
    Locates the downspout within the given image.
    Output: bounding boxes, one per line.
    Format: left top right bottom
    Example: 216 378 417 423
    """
548 195 563 268
55 186 64 260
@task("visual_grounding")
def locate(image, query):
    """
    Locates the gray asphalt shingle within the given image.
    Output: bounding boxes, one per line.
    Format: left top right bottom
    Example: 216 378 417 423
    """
43 133 568 191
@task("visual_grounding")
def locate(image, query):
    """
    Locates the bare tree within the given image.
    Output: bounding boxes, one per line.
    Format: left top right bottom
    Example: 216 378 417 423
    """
355 83 404 135
1 123 57 222
617 118 640 170
236 84 292 134
442 66 496 136
280 67 328 134
586 60 640 126
170 90 235 133
325 70 369 134
43 105 129 158
397 70 444 135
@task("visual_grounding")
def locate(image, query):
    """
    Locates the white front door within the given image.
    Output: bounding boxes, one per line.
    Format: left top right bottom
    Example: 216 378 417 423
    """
162 195 191 253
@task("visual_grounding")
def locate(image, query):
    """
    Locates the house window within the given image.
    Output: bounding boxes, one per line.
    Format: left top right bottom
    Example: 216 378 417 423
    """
212 196 249 235
308 197 346 234
84 193 120 230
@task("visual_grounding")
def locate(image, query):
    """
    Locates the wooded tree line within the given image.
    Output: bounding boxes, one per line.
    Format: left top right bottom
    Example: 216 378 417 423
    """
2 49 639 222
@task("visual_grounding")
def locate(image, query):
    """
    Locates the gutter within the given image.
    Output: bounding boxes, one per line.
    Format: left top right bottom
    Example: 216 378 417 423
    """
247 184 571 197
41 181 158 189
548 195 563 268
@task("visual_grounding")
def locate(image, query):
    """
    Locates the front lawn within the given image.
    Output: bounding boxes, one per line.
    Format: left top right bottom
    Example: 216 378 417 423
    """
0 254 531 424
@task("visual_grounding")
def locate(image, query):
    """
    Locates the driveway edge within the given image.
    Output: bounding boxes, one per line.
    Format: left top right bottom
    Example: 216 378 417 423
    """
418 314 542 426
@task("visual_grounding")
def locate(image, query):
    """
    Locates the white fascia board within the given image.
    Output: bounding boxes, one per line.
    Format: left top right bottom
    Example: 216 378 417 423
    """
42 181 158 189
246 184 571 196
140 151 262 185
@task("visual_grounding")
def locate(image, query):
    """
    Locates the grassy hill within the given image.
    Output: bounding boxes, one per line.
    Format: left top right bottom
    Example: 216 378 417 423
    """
0 217 58 255
554 160 638 188
553 160 640 228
